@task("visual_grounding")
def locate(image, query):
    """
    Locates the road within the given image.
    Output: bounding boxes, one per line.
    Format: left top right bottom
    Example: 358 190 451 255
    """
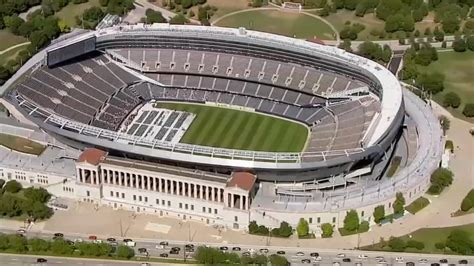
0 253 161 266
1 229 470 266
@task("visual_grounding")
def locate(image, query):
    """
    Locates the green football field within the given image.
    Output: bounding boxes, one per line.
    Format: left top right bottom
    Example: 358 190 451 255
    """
155 102 309 152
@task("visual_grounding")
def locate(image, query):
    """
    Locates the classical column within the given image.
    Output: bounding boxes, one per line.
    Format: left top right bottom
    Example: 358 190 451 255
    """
217 188 221 202
199 185 203 199
239 195 243 210
153 177 157 191
211 187 215 202
193 184 197 198
165 179 169 194
231 194 234 208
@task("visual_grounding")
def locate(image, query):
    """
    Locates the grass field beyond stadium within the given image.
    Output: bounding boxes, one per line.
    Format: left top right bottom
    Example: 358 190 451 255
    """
155 102 308 152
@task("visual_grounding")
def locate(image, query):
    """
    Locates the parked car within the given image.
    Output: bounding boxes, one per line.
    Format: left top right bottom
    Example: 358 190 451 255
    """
125 241 136 247
395 257 404 262
242 251 251 256
138 248 147 253
259 248 269 253
16 229 26 234
219 246 228 251
310 252 319 258
232 247 241 251
276 250 285 255
301 259 311 263
296 251 305 256
458 260 468 264
358 254 368 259
159 241 169 246
106 238 116 242
159 253 168 257
171 247 181 252
337 253 345 258
439 259 448 263
123 238 133 242
406 262 415 266
88 235 97 241
342 258 351 262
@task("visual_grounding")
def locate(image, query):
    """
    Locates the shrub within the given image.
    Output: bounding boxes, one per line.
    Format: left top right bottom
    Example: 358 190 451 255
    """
405 197 430 214
442 92 461 108
388 237 406 252
445 140 454 153
460 197 472 212
407 240 425 250
446 230 474 255
435 242 446 250
462 103 474 117
429 168 453 194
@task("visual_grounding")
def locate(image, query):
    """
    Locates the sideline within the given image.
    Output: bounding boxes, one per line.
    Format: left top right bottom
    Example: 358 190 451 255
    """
0 42 30 56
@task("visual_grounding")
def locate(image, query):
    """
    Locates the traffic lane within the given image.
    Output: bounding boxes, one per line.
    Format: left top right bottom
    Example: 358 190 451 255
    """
3 229 470 265
0 254 149 266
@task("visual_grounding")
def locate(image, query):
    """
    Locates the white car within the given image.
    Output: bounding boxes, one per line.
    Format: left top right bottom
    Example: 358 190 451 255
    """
358 254 368 259
419 258 428 264
375 256 384 261
313 256 322 261
247 248 255 253
74 238 83 243
16 229 26 234
395 257 404 262
296 251 305 256
93 239 103 244
337 253 345 258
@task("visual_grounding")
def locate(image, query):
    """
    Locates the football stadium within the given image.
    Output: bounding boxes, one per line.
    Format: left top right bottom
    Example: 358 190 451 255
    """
0 24 443 229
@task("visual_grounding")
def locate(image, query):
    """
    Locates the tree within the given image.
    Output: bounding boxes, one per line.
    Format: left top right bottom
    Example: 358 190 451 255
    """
338 39 352 52
4 180 22 193
195 246 240 264
466 35 474 51
296 218 309 237
273 221 292 237
446 230 473 255
0 234 9 250
429 167 454 194
169 13 189 24
416 71 445 94
321 223 333 238
4 16 25 35
462 103 474 117
439 115 450 135
116 245 135 258
253 254 268 265
435 242 446 250
452 38 467 52
388 237 406 251
30 201 53 220
343 209 359 232
269 254 289 266
433 26 444 42
373 205 385 224
23 187 51 203
442 92 461 108
145 8 166 23
393 192 405 215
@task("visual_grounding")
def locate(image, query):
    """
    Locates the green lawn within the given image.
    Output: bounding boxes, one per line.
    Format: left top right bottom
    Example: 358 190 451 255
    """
215 9 336 40
0 30 27 51
322 10 385 41
419 51 474 122
362 223 474 254
55 0 101 27
155 102 308 152
0 133 46 155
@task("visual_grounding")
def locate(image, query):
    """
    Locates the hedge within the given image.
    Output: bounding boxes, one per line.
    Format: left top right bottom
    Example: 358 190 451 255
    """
405 197 430 214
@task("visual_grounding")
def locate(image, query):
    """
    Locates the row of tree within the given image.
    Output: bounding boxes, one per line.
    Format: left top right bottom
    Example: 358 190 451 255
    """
435 229 474 255
0 233 135 258
373 192 406 224
0 180 53 220
194 246 289 265
248 221 293 237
